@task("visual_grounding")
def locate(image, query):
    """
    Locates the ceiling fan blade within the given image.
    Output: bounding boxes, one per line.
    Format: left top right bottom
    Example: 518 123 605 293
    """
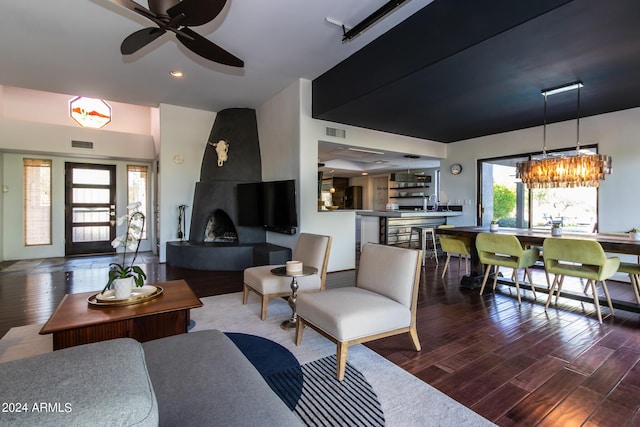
112 0 166 27
111 0 155 18
167 0 227 27
176 27 243 67
121 27 167 55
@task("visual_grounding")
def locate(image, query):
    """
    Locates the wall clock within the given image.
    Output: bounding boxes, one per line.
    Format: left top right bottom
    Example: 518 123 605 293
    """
450 163 462 175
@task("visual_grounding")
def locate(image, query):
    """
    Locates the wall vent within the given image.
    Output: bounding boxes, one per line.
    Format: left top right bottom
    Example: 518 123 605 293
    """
325 127 346 138
71 140 94 149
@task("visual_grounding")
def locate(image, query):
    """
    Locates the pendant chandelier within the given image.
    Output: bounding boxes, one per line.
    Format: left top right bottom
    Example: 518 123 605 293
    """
516 82 612 188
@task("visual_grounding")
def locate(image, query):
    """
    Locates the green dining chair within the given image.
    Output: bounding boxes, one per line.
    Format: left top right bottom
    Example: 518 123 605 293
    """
542 238 620 323
437 225 471 278
616 262 640 305
476 233 540 304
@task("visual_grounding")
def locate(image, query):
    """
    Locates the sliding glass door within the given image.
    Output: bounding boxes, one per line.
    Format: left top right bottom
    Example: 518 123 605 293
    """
478 156 529 228
478 146 599 232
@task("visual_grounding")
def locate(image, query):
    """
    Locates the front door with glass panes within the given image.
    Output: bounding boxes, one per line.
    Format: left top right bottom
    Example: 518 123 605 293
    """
65 163 116 255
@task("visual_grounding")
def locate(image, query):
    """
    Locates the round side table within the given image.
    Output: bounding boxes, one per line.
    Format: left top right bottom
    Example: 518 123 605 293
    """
271 265 318 330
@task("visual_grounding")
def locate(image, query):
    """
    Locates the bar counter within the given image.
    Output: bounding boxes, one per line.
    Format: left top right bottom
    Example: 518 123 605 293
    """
358 210 462 246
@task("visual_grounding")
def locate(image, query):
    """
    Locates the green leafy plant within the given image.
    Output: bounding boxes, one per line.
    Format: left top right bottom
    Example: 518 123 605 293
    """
101 202 147 294
493 184 516 220
552 223 561 229
629 227 640 233
491 219 498 224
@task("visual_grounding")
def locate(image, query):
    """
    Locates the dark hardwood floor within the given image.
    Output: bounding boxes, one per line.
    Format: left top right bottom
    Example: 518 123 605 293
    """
1 252 638 426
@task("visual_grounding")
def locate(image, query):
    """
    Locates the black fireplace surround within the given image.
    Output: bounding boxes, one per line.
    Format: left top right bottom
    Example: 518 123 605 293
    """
166 108 292 271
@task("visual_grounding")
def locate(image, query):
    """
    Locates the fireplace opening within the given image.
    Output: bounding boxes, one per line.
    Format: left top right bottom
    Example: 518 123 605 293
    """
203 209 238 243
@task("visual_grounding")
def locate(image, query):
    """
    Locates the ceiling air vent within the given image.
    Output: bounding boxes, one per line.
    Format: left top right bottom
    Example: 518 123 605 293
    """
71 140 94 149
325 127 346 138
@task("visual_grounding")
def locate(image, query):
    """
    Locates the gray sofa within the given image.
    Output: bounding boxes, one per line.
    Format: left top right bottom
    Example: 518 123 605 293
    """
0 330 302 426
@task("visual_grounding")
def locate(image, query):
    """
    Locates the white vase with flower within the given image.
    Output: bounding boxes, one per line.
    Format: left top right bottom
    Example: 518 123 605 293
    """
101 202 147 298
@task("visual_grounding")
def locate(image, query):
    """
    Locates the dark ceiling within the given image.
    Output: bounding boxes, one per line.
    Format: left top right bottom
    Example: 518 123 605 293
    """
312 0 640 143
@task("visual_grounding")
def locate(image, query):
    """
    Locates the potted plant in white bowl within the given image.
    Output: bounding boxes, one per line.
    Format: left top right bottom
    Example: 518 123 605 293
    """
551 223 562 236
489 220 499 232
101 202 147 299
629 228 640 241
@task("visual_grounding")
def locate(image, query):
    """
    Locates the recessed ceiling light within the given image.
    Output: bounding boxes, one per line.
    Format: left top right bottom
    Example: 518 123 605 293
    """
348 147 384 155
170 70 184 78
361 172 368 176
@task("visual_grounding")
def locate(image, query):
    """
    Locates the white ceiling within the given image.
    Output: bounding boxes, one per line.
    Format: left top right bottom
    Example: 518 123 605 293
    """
0 0 431 112
318 141 439 178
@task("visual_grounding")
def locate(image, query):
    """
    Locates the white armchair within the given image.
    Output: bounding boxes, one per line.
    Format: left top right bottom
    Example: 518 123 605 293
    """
295 243 422 381
242 233 332 320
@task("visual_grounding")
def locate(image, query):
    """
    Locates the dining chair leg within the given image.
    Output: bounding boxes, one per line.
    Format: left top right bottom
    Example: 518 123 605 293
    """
555 275 565 304
590 280 603 324
491 266 500 292
545 274 560 309
441 254 451 278
479 265 492 295
465 256 469 275
544 269 551 290
631 274 640 305
601 280 614 314
513 271 522 305
524 267 536 299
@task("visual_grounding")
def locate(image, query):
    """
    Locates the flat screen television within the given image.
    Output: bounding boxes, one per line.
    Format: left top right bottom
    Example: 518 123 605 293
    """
237 179 298 228
236 181 263 226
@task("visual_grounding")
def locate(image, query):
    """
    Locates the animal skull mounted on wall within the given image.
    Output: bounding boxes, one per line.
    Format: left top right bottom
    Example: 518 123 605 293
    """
208 139 229 167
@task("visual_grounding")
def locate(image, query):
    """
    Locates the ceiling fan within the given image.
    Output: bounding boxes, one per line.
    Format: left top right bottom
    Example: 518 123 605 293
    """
111 0 244 67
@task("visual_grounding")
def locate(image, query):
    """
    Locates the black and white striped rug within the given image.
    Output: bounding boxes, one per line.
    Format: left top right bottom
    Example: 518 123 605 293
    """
226 333 385 426
268 355 385 426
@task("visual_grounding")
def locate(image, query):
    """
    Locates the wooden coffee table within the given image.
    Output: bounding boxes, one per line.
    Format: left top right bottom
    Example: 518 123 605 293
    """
40 279 203 350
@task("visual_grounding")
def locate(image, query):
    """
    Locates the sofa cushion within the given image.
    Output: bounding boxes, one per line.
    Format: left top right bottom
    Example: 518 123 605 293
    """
0 338 158 426
142 329 302 427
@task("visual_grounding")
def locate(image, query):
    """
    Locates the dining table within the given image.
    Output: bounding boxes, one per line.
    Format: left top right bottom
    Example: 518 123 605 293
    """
436 226 640 313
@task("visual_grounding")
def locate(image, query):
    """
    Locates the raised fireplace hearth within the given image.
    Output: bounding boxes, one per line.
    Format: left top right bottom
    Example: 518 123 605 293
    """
166 108 291 271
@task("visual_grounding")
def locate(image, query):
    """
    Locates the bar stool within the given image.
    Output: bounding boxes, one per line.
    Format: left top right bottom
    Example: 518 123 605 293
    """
410 226 438 266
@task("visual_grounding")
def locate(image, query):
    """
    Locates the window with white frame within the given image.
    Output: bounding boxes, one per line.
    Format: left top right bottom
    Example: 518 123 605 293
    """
127 165 148 239
24 158 52 245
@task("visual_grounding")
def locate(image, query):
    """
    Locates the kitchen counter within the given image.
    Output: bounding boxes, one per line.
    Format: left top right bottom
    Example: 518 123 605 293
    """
358 210 462 218
358 210 462 247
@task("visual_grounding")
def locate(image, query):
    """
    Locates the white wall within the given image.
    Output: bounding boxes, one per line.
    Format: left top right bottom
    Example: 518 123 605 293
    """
157 104 216 262
0 152 3 262
297 79 448 271
1 86 151 136
441 107 640 232
0 87 158 261
2 153 153 260
256 80 301 250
